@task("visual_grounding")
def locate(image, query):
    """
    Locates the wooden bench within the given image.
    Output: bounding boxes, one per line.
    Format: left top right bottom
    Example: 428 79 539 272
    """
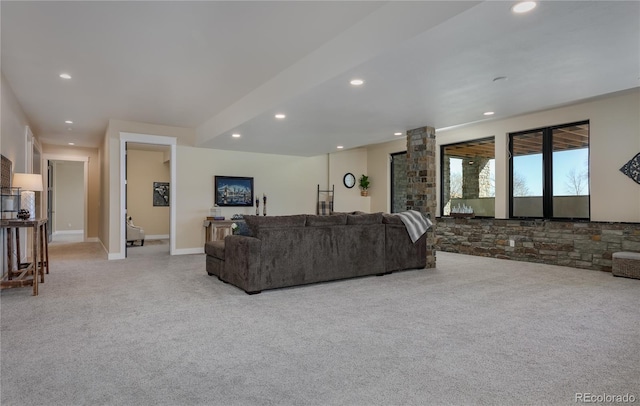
612 251 640 280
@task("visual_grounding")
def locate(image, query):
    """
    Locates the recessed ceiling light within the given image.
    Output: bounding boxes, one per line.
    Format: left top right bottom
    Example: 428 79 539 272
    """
59 73 72 79
274 114 286 119
484 111 495 116
394 132 402 136
232 133 241 138
349 79 364 86
65 120 73 124
512 1 536 13
337 145 344 149
68 142 75 146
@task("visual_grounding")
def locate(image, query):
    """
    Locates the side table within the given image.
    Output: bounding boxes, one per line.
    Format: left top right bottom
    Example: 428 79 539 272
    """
1 218 49 296
203 218 244 242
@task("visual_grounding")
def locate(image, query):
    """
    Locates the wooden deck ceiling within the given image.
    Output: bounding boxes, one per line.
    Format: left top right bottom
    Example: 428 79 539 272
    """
443 123 589 158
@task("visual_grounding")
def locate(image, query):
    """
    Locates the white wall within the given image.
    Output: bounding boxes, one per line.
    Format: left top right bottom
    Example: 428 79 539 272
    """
53 161 84 232
328 148 370 213
176 146 328 250
1 73 29 173
43 144 100 239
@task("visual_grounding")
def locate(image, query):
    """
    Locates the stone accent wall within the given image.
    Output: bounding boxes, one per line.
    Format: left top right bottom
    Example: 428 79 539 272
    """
436 217 640 272
406 126 437 268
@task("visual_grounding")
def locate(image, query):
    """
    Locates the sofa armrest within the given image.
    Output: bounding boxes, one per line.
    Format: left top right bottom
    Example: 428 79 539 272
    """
384 223 427 272
222 235 263 294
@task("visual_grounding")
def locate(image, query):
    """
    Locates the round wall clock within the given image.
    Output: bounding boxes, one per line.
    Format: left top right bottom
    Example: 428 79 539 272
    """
343 172 356 188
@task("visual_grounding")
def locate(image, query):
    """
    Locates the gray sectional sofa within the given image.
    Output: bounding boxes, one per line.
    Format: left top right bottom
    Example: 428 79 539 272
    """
205 212 428 294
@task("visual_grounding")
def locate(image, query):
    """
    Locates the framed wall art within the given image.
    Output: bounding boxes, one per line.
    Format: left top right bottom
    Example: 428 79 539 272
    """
153 182 170 206
214 176 254 207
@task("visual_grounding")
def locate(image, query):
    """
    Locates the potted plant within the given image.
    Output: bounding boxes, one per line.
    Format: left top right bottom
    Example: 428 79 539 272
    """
359 174 370 196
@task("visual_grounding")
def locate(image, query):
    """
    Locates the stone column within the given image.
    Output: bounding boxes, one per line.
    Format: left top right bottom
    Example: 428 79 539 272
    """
462 157 489 199
406 126 436 268
442 156 451 216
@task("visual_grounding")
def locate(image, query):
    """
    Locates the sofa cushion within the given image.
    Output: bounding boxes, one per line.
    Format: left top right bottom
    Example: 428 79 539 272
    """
204 240 225 259
244 214 307 236
306 213 347 226
382 213 404 225
347 212 383 225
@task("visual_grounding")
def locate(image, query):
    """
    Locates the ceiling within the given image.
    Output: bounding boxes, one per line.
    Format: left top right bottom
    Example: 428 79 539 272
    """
2 1 639 157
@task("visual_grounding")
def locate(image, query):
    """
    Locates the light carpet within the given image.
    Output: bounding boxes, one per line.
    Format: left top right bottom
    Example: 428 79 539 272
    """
1 243 639 405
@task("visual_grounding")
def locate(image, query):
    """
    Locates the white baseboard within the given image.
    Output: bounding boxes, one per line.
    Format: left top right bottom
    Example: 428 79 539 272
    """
54 230 83 235
172 247 204 255
146 234 169 240
101 239 124 260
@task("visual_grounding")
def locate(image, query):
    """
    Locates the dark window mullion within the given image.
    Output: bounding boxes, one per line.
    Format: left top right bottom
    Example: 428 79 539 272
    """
508 135 514 218
543 129 553 218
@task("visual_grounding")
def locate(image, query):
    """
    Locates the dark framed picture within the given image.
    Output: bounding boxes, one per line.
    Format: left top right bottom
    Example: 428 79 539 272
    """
153 182 170 206
215 176 254 207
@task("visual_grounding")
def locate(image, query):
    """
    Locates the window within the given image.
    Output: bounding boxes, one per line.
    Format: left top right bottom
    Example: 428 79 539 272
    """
441 137 495 217
509 121 589 219
390 152 407 213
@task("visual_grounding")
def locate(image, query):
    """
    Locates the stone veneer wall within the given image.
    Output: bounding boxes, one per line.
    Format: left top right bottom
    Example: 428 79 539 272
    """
406 126 437 268
436 217 640 272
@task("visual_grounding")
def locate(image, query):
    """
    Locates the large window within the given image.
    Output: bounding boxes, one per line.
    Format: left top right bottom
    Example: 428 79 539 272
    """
509 121 589 219
441 137 495 217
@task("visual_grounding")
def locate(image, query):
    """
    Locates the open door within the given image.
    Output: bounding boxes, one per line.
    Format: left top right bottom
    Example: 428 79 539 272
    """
124 144 128 258
47 161 53 243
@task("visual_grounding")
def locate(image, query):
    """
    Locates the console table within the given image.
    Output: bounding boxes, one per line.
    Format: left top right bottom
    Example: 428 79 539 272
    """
203 218 244 242
1 218 49 296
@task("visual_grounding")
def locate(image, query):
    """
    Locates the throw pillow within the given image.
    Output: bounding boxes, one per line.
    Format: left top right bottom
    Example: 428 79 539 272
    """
317 200 333 215
235 221 252 236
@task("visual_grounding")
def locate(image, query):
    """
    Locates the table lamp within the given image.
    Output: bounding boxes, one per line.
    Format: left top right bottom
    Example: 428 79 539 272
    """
12 173 43 219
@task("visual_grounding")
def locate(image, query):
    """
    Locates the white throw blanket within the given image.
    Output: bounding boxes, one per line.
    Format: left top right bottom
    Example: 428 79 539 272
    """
396 210 433 243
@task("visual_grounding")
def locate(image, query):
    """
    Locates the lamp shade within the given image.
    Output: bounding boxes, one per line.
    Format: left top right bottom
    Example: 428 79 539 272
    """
12 173 43 191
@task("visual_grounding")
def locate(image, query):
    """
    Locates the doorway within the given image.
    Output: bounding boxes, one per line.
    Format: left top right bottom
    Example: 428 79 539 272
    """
119 132 176 259
41 155 89 244
49 160 84 243
125 143 171 257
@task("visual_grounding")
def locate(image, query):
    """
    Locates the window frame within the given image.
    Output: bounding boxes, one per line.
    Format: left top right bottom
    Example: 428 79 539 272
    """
508 120 590 220
440 136 496 218
390 151 407 213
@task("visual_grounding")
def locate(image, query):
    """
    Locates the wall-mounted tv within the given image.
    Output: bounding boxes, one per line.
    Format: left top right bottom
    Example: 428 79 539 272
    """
214 176 254 207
